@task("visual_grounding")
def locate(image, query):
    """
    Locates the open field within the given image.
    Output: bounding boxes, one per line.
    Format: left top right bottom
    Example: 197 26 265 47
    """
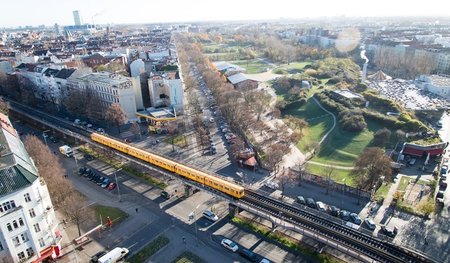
229 59 270 74
310 120 386 167
273 62 312 74
306 163 354 186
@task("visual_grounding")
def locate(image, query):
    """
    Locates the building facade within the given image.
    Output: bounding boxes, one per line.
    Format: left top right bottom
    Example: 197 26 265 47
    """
0 113 61 263
416 74 450 99
68 72 139 122
147 72 184 113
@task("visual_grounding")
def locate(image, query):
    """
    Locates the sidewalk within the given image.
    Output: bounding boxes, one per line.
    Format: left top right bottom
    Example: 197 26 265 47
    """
373 175 401 224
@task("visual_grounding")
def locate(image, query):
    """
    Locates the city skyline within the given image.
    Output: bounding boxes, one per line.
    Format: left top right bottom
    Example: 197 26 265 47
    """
1 0 449 28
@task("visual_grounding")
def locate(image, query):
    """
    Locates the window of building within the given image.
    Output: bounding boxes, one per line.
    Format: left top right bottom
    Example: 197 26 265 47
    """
38 238 45 248
17 251 25 260
19 218 24 226
21 233 29 242
12 236 20 246
33 223 40 233
1 200 16 212
13 220 18 229
24 193 31 202
7 223 12 231
29 208 36 218
26 247 34 257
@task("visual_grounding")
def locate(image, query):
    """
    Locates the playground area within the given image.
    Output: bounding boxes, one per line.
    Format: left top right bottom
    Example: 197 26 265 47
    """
402 180 432 206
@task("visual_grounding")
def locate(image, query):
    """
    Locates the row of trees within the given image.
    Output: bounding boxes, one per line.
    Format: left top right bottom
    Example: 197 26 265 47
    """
176 33 298 172
373 45 437 79
24 136 95 236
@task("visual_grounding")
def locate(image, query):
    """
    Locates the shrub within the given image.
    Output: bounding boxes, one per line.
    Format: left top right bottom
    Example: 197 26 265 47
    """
339 109 367 132
373 128 392 147
305 69 318 77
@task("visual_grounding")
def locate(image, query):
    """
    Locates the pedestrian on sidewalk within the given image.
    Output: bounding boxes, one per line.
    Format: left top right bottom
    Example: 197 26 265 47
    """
135 208 138 213
182 236 186 244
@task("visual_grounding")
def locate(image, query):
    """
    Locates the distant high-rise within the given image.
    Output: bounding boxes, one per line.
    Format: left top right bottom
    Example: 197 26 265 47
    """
73 10 82 26
54 23 60 35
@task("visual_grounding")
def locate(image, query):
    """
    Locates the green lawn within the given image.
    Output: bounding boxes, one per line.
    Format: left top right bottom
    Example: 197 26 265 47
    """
229 59 269 74
128 235 170 263
164 135 188 148
94 205 127 225
311 120 387 167
172 251 205 263
306 163 354 186
283 98 333 152
373 182 392 203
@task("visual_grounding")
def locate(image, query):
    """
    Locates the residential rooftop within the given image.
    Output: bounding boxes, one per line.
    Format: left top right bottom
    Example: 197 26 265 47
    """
0 113 38 197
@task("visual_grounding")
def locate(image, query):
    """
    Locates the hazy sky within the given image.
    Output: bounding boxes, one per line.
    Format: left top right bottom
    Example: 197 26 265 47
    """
1 0 449 27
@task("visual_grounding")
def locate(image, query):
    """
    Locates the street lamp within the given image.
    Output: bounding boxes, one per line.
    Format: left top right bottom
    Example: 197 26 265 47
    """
341 178 346 207
114 168 123 202
42 131 49 146
188 204 200 246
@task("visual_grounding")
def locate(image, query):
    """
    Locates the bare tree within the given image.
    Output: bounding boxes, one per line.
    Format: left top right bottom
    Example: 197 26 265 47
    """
60 192 96 236
296 161 308 186
323 163 335 195
277 169 296 198
105 103 128 133
265 143 289 176
129 122 141 139
166 120 179 152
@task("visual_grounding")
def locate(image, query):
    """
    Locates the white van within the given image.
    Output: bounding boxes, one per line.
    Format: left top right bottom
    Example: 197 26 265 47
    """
98 247 129 263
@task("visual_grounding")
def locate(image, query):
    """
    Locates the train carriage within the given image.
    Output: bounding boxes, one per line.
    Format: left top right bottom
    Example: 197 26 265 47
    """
91 132 245 199
175 164 206 184
203 175 244 198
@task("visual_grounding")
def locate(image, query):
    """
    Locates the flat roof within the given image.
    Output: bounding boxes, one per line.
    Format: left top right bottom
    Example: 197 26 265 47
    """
136 107 177 121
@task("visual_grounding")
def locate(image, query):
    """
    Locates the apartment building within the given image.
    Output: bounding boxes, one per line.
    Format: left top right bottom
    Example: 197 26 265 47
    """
0 113 61 263
68 72 140 122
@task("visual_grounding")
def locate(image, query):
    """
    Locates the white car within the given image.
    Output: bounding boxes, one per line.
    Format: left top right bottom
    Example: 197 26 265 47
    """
202 210 219 221
221 238 239 252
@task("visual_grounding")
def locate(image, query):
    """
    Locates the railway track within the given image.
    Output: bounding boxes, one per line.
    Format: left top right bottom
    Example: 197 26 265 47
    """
8 100 439 263
242 189 435 263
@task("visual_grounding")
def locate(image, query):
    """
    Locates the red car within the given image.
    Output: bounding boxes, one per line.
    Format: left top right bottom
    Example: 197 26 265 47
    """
108 182 117 190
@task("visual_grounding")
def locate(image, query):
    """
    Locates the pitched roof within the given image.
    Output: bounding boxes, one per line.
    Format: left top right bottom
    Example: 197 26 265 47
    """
227 73 258 85
43 68 60 77
55 68 76 79
0 113 38 197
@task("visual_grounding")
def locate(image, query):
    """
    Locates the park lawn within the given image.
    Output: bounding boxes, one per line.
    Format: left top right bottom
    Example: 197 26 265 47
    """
273 62 311 74
306 163 354 186
164 135 188 148
373 182 392 203
94 205 127 225
128 235 170 263
229 59 269 74
311 120 387 167
283 98 333 152
172 251 205 263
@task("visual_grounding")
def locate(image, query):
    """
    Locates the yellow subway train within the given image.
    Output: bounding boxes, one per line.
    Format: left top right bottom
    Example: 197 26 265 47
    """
91 133 245 198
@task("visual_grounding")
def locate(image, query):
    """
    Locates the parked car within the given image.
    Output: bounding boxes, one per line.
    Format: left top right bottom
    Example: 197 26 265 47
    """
74 119 81 125
202 210 219 222
96 176 105 185
350 213 362 225
124 138 132 143
380 225 397 237
96 128 105 133
161 191 171 199
306 198 316 209
78 167 87 175
221 238 239 252
437 190 445 199
49 136 58 143
86 123 93 128
364 218 376 230
316 201 327 212
329 206 340 217
238 248 258 262
209 117 215 123
101 179 111 188
296 196 306 205
84 154 94 161
340 210 350 221
108 182 117 190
